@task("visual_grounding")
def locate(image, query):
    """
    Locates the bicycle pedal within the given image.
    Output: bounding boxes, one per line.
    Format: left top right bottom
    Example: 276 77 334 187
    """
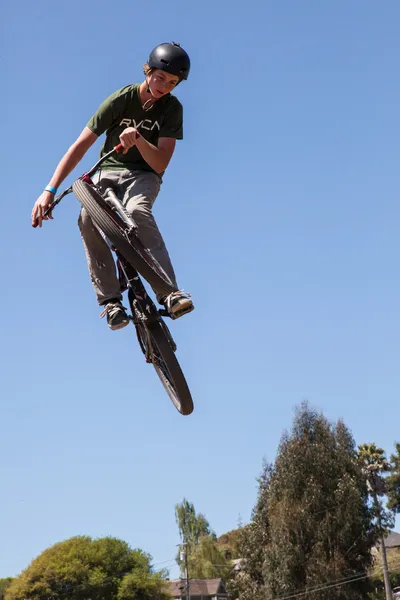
169 304 195 320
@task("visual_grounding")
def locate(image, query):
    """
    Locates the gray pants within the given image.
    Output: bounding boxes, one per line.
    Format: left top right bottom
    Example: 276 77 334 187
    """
78 169 178 305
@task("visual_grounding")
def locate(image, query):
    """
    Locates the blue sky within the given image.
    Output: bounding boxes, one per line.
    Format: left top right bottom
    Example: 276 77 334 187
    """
2 0 400 579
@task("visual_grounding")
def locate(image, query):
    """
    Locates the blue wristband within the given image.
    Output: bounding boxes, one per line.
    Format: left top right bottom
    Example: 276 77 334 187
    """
45 185 57 194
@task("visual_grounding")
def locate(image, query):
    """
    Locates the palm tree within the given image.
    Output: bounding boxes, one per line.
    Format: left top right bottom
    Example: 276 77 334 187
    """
358 443 393 600
387 443 400 514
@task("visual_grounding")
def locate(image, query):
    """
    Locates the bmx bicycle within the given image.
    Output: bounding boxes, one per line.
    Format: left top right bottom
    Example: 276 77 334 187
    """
43 144 194 416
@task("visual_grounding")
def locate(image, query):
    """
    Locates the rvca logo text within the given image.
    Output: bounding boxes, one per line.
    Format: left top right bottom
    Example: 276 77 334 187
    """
120 118 160 131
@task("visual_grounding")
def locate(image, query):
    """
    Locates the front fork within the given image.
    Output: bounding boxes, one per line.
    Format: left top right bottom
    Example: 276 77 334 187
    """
103 186 137 234
98 185 178 354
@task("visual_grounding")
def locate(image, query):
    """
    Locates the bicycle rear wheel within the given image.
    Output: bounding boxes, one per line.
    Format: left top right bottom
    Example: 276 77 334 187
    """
73 179 176 297
137 321 194 416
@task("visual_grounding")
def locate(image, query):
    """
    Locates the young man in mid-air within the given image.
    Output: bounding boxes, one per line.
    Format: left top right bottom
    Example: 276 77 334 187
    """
31 42 194 330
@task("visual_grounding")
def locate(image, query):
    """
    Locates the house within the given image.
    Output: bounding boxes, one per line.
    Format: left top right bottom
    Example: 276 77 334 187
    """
166 578 229 600
372 531 400 560
384 531 400 549
372 531 400 556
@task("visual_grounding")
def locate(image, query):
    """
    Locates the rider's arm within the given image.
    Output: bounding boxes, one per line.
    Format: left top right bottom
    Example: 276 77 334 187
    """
135 136 176 174
48 86 131 188
130 99 183 173
32 127 99 228
47 86 140 188
32 88 125 228
47 127 98 189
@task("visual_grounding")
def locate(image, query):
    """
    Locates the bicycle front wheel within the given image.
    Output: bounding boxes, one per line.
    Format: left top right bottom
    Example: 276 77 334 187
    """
73 179 176 297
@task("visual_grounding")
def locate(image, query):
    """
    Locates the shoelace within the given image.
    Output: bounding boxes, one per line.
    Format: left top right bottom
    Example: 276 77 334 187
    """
164 291 192 311
99 303 126 319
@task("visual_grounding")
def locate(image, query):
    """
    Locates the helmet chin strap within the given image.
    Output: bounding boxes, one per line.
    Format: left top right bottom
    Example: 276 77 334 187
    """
142 77 157 112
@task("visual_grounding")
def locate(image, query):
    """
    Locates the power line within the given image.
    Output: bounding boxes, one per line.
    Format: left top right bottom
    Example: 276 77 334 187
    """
152 558 176 566
255 555 400 600
264 573 372 600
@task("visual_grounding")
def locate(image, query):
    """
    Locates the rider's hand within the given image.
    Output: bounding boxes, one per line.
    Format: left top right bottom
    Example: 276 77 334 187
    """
31 191 54 228
119 127 140 154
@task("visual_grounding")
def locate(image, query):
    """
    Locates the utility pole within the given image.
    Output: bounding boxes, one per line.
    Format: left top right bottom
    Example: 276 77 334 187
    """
180 543 190 600
374 492 392 600
369 472 392 600
379 530 392 600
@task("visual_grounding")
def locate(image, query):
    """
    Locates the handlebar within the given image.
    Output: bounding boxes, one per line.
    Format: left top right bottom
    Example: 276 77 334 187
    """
41 143 125 220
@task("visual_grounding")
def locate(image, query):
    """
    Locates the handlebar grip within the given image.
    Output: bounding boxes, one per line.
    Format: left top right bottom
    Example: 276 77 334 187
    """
44 204 54 217
114 143 124 153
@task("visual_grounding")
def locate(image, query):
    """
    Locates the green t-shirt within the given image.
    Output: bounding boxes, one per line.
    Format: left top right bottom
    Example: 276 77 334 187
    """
87 83 183 173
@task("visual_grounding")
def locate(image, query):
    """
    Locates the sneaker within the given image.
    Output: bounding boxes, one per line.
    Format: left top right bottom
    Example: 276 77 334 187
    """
163 291 194 319
100 301 129 331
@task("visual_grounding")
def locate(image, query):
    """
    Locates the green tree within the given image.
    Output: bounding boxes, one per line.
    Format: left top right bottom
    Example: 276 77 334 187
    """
117 570 170 600
5 536 169 600
175 499 214 546
175 499 233 580
358 443 394 532
387 442 400 514
232 403 377 600
0 579 13 600
175 498 213 573
187 536 231 579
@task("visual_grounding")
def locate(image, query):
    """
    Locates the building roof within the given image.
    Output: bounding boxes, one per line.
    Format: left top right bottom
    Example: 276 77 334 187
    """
166 578 227 597
385 531 400 548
